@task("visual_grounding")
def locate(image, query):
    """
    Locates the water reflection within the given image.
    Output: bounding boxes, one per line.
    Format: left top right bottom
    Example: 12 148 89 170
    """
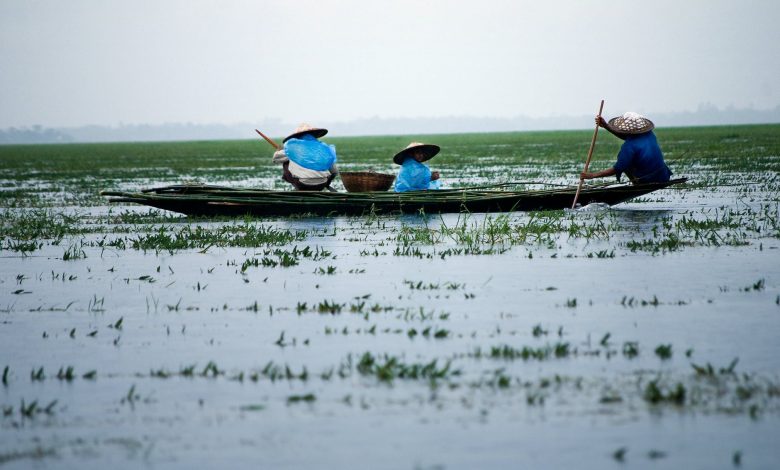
611 208 674 232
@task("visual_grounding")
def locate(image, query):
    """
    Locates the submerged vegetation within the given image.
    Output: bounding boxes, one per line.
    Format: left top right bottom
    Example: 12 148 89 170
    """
2 201 777 257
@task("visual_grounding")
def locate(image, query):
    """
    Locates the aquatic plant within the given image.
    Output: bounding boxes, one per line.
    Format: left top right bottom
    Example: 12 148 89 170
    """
356 352 459 383
654 344 673 360
643 380 686 405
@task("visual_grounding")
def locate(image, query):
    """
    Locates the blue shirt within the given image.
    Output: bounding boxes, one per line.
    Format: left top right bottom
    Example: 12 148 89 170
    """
395 158 439 192
614 131 672 183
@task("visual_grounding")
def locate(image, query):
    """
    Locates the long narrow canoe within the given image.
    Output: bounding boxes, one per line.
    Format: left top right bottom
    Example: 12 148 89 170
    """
101 178 687 217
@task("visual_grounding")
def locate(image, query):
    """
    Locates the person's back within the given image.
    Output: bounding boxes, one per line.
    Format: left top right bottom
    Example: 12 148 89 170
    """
616 131 671 183
271 123 338 191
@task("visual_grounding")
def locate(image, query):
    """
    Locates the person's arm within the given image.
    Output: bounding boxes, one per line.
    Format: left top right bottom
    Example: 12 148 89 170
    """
581 167 616 180
431 171 440 181
329 163 339 175
272 149 288 164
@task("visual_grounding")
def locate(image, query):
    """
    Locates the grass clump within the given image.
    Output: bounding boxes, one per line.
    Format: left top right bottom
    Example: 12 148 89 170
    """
130 224 307 252
483 342 571 361
643 380 686 405
356 352 459 383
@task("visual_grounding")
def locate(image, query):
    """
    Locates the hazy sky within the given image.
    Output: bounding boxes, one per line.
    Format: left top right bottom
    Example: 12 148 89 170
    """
1 0 778 128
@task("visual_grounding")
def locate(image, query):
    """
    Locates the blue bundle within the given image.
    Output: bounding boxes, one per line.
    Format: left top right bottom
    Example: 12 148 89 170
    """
395 158 439 192
283 134 337 171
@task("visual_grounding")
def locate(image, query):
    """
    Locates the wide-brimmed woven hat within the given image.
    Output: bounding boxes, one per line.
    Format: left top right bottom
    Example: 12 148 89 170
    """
283 123 328 143
607 112 654 135
392 142 441 165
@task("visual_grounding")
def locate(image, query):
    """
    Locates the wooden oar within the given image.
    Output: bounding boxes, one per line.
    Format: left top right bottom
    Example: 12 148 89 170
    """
571 99 605 209
255 129 281 150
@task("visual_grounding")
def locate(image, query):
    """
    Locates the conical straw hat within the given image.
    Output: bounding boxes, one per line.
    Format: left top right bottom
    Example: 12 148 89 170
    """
607 112 654 135
283 123 328 143
392 142 441 165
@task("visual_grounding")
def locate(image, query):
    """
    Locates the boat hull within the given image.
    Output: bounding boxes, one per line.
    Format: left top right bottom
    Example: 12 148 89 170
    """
102 178 687 217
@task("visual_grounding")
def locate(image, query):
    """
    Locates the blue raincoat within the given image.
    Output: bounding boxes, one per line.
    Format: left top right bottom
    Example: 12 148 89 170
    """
614 131 671 183
394 158 440 192
283 134 337 171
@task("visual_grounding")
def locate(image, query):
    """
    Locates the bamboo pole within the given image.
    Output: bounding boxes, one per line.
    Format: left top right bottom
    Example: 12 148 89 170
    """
255 129 281 150
571 100 605 209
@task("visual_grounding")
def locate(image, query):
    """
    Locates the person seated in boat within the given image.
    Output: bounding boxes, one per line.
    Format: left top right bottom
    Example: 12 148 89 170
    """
580 112 672 184
272 123 338 191
393 142 441 192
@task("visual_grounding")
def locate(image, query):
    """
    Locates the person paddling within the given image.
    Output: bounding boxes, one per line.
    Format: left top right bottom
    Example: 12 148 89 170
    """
393 142 441 192
272 123 339 191
580 112 672 184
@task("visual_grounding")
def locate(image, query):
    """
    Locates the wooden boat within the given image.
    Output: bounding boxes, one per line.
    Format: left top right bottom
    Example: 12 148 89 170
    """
101 178 687 217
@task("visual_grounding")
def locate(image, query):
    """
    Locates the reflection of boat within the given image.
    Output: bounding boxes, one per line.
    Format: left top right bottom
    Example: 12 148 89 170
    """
101 178 687 217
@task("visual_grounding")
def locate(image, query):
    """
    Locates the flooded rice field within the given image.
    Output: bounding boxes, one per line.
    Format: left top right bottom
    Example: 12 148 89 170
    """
1 126 779 468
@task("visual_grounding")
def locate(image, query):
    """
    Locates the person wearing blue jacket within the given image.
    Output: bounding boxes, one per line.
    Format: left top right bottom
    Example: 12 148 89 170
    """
393 142 441 192
580 112 672 184
272 123 339 191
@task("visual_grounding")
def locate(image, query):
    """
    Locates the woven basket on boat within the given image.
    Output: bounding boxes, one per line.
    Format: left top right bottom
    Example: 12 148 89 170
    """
340 171 395 192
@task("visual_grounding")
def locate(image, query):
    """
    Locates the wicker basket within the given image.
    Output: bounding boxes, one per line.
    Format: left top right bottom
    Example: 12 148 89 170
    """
340 171 395 192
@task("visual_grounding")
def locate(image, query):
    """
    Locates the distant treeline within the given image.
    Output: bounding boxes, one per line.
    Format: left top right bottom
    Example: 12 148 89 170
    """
0 125 74 144
2 105 779 144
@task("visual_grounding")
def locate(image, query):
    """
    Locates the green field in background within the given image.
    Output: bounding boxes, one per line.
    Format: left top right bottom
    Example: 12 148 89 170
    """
1 124 778 206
